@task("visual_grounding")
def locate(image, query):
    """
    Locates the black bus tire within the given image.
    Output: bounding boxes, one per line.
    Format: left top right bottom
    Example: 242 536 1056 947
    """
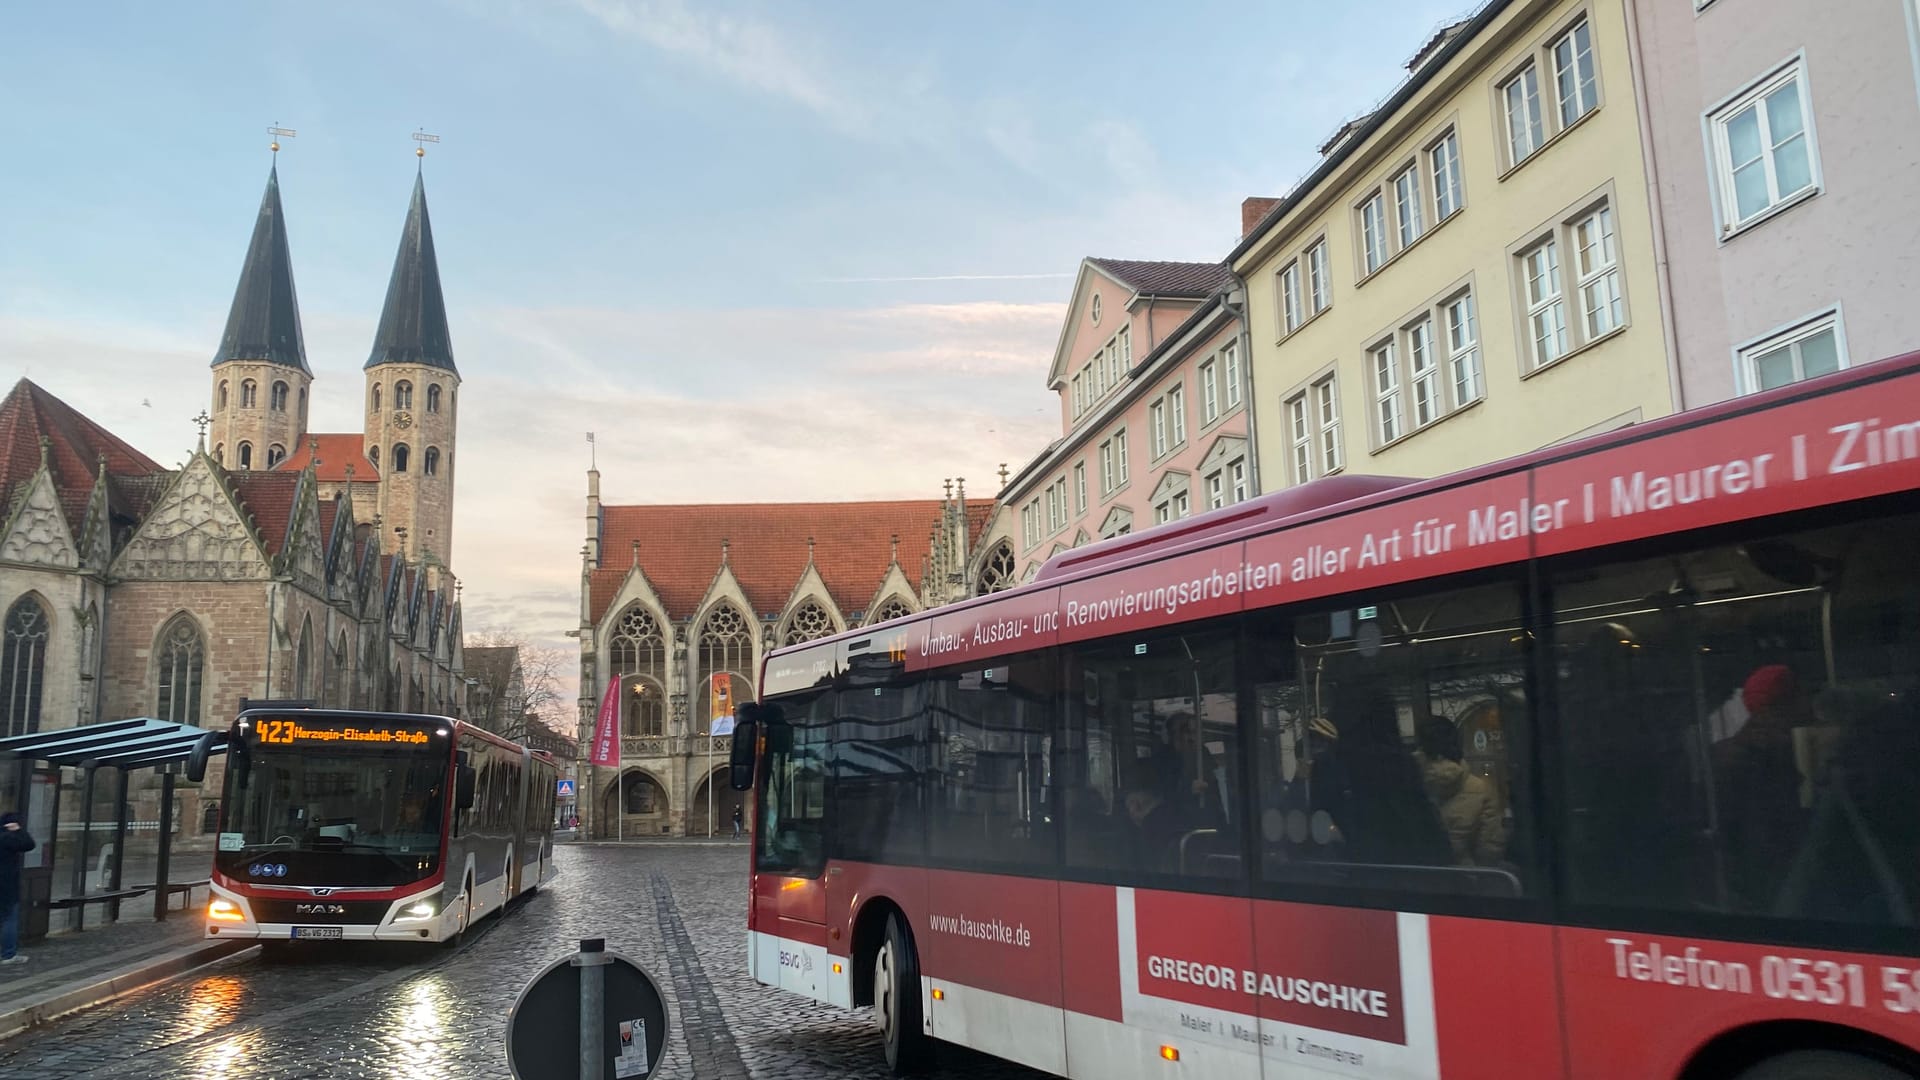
874 911 931 1075
1735 1050 1914 1080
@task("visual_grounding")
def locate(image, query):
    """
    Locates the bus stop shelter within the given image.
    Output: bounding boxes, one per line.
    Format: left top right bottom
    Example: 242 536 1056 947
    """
0 717 228 938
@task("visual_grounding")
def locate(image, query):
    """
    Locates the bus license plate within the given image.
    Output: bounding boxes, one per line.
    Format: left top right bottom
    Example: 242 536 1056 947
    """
292 926 342 940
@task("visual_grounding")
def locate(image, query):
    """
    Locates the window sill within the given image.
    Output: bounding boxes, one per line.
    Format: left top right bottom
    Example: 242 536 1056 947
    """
1351 205 1464 291
1519 322 1629 381
1497 105 1602 183
1197 403 1245 438
1276 304 1332 346
1717 185 1821 245
1366 396 1485 457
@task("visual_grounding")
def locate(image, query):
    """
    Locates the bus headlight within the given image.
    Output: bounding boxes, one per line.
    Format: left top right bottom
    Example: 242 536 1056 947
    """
208 898 245 922
396 897 439 922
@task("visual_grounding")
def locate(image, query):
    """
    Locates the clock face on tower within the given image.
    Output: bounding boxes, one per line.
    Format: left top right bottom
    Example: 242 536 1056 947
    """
392 410 413 429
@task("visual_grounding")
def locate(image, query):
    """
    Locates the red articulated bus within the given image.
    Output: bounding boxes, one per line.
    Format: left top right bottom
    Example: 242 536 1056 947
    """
196 708 558 951
727 351 1920 1079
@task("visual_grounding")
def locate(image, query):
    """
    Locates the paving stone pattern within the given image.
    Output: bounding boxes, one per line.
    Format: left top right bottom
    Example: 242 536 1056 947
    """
0 844 1050 1080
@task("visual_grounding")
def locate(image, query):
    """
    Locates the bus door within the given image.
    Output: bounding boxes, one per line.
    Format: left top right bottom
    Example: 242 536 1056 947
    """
750 695 832 1000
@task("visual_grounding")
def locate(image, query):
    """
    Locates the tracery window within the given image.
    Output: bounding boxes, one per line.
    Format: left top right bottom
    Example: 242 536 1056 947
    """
783 601 833 645
2 597 49 737
976 541 1016 595
156 614 205 726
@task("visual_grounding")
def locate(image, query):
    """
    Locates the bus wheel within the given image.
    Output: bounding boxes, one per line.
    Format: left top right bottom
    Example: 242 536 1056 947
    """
874 912 931 1075
1736 1050 1914 1080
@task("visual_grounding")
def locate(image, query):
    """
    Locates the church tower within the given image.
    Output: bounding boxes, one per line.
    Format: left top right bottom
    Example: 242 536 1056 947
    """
209 165 312 471
364 168 459 572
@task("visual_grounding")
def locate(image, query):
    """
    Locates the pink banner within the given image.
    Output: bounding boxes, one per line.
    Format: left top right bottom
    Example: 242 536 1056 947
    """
589 675 621 767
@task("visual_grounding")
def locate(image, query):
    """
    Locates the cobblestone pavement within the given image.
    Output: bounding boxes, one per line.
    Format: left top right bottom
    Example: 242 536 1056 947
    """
0 844 1051 1080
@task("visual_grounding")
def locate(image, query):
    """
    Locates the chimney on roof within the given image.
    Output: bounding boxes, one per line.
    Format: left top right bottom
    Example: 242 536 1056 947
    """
721 537 730 565
1241 197 1282 240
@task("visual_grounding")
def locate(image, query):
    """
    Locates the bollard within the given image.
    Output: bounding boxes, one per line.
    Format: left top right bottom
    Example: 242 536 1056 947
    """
573 938 610 1080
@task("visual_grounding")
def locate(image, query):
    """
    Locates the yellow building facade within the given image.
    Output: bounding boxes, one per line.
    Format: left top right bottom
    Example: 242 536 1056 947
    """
1232 0 1672 489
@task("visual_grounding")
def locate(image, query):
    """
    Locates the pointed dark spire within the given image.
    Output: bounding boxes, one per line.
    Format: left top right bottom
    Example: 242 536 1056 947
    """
214 166 310 374
366 172 456 373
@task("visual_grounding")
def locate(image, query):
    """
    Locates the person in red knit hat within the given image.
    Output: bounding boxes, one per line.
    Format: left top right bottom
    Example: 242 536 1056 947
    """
1712 664 1813 912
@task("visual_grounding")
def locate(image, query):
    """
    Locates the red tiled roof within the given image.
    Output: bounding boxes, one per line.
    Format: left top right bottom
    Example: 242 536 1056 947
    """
227 471 301 555
1087 258 1230 298
274 433 379 482
589 499 994 624
0 378 164 533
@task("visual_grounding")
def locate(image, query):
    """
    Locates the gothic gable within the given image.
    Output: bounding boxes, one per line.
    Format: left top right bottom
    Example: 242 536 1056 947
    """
111 455 269 581
862 562 920 621
279 476 326 594
79 474 112 571
0 468 78 569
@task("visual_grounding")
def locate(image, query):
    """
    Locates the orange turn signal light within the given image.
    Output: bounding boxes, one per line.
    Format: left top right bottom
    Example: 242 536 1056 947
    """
831 962 843 974
1160 1045 1180 1061
931 988 945 1000
207 898 244 923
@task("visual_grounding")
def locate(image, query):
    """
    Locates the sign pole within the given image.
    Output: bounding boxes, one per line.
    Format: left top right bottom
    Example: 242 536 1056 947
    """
574 938 610 1080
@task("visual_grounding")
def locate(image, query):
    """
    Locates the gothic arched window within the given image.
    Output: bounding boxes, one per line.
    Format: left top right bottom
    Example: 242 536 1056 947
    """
371 383 382 411
271 381 289 411
394 381 413 410
326 632 347 706
427 384 441 413
241 380 257 408
423 447 440 476
2 596 49 737
156 614 205 726
976 541 1016 595
875 597 913 624
218 381 229 411
267 444 287 468
294 617 313 698
697 603 754 731
782 601 833 646
392 444 410 473
238 442 253 470
610 605 666 737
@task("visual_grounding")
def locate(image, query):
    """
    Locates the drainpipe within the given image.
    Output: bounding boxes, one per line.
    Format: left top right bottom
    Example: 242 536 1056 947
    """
1622 0 1688 412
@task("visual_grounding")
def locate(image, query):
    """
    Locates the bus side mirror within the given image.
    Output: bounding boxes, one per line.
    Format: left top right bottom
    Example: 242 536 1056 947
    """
185 731 219 783
455 764 477 810
729 706 760 792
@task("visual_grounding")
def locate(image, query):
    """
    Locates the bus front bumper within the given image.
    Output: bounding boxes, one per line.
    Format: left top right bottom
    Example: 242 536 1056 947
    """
203 882 463 943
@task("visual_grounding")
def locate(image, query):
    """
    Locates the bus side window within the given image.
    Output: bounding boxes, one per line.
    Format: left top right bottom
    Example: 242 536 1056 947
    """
1251 578 1531 900
926 650 1055 868
1552 510 1920 929
1062 622 1241 887
831 681 925 864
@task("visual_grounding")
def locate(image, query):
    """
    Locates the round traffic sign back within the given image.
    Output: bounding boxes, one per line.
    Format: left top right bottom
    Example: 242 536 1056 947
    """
506 941 669 1080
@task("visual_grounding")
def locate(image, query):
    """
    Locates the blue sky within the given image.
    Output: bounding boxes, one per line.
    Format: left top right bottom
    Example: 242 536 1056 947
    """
1 0 1467 659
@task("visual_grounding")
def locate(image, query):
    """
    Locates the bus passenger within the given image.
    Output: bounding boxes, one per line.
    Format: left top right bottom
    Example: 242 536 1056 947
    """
1313 680 1451 867
1123 761 1202 874
1415 713 1506 867
1711 665 1814 912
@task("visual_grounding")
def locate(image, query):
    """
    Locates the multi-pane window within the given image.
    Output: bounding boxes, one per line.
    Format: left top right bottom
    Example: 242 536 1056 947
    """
1022 501 1040 548
1504 64 1545 162
1372 340 1405 443
1150 401 1168 459
1045 483 1060 534
1360 193 1388 274
1169 384 1185 447
1517 198 1627 369
1115 429 1129 485
1100 439 1117 494
156 614 205 726
1285 375 1342 483
1307 241 1330 312
270 381 289 411
1552 18 1597 126
1200 361 1219 423
1574 205 1622 337
1072 373 1086 416
241 380 257 408
1281 263 1303 333
1230 460 1248 501
1207 472 1226 510
1074 461 1088 513
1430 129 1462 220
1394 165 1424 249
1223 343 1241 407
1740 312 1844 392
1445 291 1483 406
1522 236 1569 368
1053 477 1069 529
1711 61 1818 231
1406 317 1440 427
2 597 48 737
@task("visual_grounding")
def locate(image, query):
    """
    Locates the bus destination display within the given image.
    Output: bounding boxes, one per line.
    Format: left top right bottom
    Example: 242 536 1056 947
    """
250 717 435 747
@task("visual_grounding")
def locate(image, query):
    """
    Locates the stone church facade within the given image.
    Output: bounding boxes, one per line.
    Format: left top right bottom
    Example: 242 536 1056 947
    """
573 470 1013 838
0 161 473 850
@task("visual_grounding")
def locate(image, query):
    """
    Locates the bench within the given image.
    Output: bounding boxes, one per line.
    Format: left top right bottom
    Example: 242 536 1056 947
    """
47 886 151 911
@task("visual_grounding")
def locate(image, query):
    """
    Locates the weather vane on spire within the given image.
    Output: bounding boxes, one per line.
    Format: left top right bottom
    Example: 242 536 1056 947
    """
269 123 297 157
412 128 440 163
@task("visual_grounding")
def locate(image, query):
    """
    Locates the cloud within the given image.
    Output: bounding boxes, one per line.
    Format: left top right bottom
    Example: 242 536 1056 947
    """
813 273 1075 284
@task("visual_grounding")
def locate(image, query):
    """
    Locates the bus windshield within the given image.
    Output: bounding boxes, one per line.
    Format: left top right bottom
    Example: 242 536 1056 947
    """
213 724 450 888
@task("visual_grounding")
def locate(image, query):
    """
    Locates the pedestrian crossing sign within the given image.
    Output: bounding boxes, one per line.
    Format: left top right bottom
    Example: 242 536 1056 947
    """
556 779 576 798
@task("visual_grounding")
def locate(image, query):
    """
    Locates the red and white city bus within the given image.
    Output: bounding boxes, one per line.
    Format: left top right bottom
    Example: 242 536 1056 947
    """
191 708 559 950
728 351 1920 1080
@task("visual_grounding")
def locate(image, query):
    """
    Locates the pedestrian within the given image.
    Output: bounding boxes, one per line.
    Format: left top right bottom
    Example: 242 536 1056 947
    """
731 805 742 839
1 810 35 966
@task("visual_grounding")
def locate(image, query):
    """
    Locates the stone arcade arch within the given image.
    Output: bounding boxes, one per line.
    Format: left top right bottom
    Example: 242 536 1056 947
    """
688 765 749 838
599 767 671 838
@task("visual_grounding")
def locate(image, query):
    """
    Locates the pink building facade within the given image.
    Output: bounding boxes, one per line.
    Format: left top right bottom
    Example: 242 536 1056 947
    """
988 258 1253 585
1627 0 1920 406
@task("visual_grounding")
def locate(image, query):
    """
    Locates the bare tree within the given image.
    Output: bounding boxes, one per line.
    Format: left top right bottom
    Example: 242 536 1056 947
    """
465 629 571 741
